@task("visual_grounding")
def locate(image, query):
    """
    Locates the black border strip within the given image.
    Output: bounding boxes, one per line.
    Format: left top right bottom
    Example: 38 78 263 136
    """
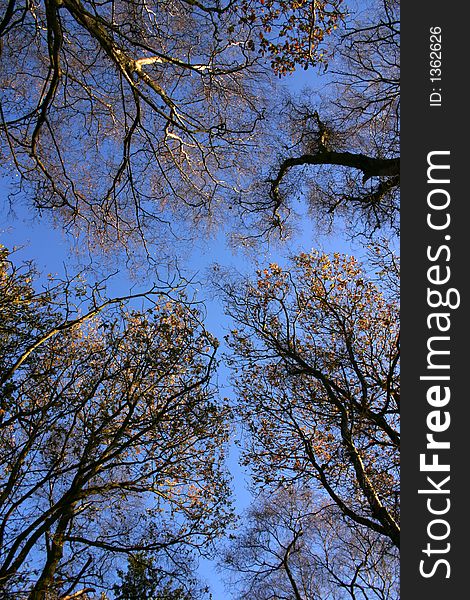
401 1 468 596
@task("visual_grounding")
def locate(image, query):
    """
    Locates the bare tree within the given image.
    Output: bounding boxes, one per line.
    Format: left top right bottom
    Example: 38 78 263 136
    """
0 0 261 249
223 487 399 600
0 0 346 253
241 0 400 239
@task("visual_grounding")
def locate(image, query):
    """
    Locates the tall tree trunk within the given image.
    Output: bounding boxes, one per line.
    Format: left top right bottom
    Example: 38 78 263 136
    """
29 503 75 600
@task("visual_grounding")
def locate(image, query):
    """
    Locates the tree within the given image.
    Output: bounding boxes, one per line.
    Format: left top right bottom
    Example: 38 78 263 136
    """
223 487 399 599
0 0 345 251
113 552 201 599
219 249 400 549
0 246 231 598
242 0 400 239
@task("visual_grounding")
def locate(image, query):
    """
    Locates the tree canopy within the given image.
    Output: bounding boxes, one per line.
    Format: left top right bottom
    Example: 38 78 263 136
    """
0 246 230 598
220 248 400 549
223 487 399 599
112 552 200 600
250 0 400 238
0 0 347 250
0 0 401 597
